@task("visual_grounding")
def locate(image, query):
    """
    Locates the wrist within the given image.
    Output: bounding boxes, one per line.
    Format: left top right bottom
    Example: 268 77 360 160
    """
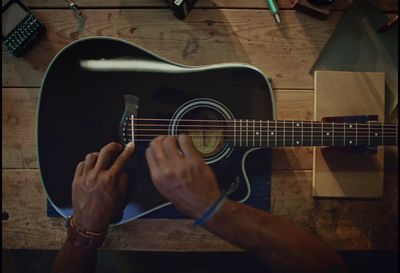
203 199 236 228
65 232 97 255
193 180 239 223
191 191 221 219
73 214 109 233
194 191 228 226
66 216 107 250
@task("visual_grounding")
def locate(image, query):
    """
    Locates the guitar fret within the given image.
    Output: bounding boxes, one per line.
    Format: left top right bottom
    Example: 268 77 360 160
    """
292 120 294 146
321 122 324 146
223 119 397 148
233 119 236 146
283 120 285 146
343 122 346 145
301 121 303 146
356 122 358 146
246 119 248 147
222 119 395 148
253 120 255 147
259 120 262 147
240 119 242 147
371 123 381 146
368 122 370 146
348 124 353 145
294 122 300 146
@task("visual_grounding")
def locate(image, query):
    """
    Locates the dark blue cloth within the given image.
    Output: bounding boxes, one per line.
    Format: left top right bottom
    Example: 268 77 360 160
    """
47 150 272 218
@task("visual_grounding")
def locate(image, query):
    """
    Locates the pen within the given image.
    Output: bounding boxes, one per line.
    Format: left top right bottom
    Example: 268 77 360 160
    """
266 0 281 24
378 14 398 33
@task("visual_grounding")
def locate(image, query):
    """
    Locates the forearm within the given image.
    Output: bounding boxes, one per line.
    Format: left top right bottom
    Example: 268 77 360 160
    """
204 200 348 273
52 236 97 273
51 142 134 273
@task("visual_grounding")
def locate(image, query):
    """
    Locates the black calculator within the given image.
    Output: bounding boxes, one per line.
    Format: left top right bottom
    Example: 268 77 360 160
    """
2 0 46 57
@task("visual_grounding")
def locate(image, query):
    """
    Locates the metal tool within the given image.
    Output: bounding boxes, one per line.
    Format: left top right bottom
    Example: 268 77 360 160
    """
65 0 86 33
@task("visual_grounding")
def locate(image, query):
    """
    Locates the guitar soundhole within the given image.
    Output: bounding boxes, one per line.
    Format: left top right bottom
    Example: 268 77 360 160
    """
179 108 225 158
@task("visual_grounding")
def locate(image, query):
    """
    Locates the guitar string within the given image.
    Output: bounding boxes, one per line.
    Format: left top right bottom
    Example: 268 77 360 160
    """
122 119 397 139
125 128 397 136
126 123 397 131
123 137 397 140
131 124 397 127
127 120 397 129
122 135 397 139
128 121 397 128
122 139 395 143
126 127 397 132
124 129 397 135
128 117 398 124
125 124 397 133
126 132 397 136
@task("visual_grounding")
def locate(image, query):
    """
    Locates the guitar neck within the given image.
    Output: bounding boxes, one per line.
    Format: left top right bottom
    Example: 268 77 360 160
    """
224 120 398 148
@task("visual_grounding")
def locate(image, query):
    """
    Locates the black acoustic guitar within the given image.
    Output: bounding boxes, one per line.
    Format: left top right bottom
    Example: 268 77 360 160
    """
38 37 398 225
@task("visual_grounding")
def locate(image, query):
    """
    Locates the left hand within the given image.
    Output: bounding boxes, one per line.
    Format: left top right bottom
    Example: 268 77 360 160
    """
71 142 135 232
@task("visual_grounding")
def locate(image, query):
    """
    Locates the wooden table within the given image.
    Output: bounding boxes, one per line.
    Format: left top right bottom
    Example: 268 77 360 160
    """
2 0 398 251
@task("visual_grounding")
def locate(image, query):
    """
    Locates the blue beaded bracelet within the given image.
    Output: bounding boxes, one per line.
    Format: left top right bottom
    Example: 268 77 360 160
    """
194 180 240 226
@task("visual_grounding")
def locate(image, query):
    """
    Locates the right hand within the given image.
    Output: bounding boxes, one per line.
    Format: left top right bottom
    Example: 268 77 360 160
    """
145 135 221 219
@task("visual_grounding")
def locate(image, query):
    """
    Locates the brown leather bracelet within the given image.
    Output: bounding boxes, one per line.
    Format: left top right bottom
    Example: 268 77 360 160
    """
66 216 107 250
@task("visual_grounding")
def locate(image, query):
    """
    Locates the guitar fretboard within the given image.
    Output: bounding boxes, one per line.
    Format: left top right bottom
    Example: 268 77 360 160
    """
223 120 397 147
122 117 398 148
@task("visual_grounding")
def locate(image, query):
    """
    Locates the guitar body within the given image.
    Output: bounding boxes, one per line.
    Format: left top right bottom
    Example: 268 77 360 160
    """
38 37 275 224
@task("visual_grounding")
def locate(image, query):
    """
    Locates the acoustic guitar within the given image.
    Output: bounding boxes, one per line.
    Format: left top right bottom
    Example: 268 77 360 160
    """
38 37 398 225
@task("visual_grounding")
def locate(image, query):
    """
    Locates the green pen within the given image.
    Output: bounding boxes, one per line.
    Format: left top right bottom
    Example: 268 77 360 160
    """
266 0 281 24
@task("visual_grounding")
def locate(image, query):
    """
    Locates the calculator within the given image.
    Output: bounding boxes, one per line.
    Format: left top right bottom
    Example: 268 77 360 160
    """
2 0 46 57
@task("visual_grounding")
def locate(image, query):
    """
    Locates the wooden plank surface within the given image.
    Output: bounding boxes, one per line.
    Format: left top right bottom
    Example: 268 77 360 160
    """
3 88 396 250
2 88 314 170
2 9 341 89
2 167 397 250
2 0 398 252
313 71 385 198
4 9 396 89
23 0 398 12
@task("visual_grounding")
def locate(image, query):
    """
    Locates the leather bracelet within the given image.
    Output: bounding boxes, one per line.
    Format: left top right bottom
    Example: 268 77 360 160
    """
66 216 107 250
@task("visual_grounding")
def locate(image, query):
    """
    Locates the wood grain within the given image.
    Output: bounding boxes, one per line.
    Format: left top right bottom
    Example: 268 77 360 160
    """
313 71 385 198
3 0 398 252
2 88 314 170
2 89 38 169
2 168 397 250
2 9 341 89
24 0 398 12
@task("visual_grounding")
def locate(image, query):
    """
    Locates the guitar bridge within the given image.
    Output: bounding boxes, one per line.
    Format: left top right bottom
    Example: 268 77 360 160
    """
119 95 139 147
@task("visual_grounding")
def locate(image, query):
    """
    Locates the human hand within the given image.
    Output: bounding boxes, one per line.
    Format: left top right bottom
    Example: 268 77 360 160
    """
72 142 135 232
145 135 221 219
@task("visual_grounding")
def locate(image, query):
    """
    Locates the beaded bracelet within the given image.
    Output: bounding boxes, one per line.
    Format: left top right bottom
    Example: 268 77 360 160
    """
194 180 240 226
